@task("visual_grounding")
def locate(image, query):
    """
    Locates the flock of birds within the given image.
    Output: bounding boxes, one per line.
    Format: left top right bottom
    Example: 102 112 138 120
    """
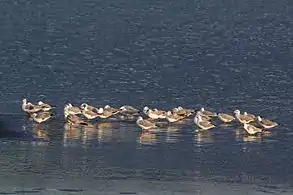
21 98 279 136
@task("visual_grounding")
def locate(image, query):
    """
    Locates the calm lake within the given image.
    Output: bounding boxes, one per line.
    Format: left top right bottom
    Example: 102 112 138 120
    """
1 0 293 194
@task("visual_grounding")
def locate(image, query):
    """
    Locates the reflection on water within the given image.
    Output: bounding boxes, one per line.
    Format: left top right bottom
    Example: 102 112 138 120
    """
194 131 215 146
32 125 50 141
31 140 49 147
63 123 81 138
62 120 141 147
136 124 184 145
63 122 109 146
242 135 263 143
137 131 157 145
96 122 116 143
81 125 98 145
165 126 180 143
2 117 292 191
235 127 274 143
27 118 280 148
1 0 293 191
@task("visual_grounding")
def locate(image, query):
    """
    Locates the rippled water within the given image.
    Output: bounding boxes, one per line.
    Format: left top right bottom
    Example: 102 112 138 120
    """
1 0 293 194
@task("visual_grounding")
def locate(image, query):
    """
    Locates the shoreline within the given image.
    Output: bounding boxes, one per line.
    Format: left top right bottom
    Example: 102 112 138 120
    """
0 178 292 195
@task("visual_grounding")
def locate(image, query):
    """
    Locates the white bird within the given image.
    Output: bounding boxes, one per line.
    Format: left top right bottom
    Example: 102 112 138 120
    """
199 107 217 117
218 113 235 123
31 111 53 124
80 103 99 113
96 107 118 119
64 103 82 117
143 106 166 120
22 99 42 114
120 105 140 115
81 106 99 120
104 105 120 115
234 109 254 124
194 114 215 130
257 116 278 129
172 106 194 117
243 111 256 120
136 116 158 130
195 111 211 121
243 123 262 135
165 111 185 123
37 101 54 111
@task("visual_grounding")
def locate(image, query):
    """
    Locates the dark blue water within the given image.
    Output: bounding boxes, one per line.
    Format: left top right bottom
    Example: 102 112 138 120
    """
1 0 293 194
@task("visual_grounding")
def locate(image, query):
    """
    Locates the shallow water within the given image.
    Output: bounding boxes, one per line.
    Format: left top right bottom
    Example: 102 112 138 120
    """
1 0 293 194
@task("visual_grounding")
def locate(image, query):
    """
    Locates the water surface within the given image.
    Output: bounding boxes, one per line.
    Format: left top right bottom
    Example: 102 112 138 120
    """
0 0 293 194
